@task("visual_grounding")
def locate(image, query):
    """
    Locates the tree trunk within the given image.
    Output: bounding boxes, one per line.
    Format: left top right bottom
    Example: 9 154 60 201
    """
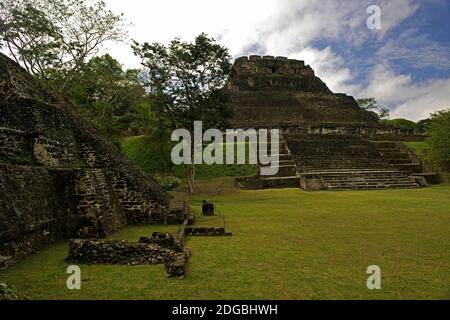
187 163 195 195
187 142 196 194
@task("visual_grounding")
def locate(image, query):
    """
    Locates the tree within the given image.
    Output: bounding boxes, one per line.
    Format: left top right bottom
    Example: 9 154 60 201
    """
427 109 450 170
357 97 390 120
64 54 150 136
417 118 432 133
133 33 232 194
0 0 126 96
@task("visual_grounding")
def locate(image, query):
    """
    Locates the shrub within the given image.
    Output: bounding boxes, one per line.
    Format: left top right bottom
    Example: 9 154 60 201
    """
154 175 181 191
427 109 450 171
0 282 26 300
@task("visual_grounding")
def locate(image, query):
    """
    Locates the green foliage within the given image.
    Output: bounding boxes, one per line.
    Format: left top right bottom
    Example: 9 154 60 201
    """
117 136 166 173
133 33 232 131
133 33 233 193
117 136 258 179
62 54 151 137
404 142 430 160
427 109 450 169
417 118 432 133
153 175 181 191
0 281 26 300
0 0 126 94
381 118 418 130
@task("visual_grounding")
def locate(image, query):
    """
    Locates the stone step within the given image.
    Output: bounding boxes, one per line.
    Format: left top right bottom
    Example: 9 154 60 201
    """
392 163 422 173
387 159 414 164
303 169 402 174
328 184 419 191
260 176 300 189
260 165 297 177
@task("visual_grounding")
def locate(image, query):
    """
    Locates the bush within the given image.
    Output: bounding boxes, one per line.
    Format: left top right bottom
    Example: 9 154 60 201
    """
0 282 26 300
154 175 181 191
427 109 450 171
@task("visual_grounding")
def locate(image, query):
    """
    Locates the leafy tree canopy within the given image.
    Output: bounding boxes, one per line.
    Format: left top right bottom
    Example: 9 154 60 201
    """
132 33 232 131
427 109 450 165
0 0 126 95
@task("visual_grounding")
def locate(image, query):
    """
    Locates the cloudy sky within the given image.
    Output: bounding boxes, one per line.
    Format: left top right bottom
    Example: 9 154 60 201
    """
103 0 450 121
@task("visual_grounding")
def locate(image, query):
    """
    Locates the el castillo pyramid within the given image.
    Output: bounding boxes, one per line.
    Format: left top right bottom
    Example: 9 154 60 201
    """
229 55 427 191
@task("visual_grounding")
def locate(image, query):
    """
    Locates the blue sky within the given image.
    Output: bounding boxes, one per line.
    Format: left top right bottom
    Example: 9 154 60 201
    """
105 0 450 121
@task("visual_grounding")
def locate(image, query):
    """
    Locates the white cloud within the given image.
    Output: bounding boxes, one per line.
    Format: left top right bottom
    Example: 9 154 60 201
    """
99 0 449 121
103 0 419 68
377 28 450 70
359 64 450 121
289 47 362 94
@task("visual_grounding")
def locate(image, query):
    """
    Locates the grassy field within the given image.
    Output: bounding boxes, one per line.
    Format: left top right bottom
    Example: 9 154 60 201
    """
1 179 449 300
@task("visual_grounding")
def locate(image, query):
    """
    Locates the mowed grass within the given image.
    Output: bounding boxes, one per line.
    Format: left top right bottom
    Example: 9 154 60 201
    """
1 180 450 300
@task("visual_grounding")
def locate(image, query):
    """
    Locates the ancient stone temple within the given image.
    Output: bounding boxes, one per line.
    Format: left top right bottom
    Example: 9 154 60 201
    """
0 53 191 268
231 55 428 190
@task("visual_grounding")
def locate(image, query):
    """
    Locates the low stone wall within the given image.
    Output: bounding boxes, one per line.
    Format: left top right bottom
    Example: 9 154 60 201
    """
66 233 191 278
165 249 191 279
66 239 173 265
185 227 232 236
138 232 183 251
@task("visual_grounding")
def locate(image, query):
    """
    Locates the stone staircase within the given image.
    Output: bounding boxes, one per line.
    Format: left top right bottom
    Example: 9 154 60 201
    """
302 170 419 191
283 133 422 191
371 141 422 174
258 135 300 189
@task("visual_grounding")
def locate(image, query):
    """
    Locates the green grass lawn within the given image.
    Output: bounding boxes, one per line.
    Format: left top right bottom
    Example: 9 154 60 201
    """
1 179 449 299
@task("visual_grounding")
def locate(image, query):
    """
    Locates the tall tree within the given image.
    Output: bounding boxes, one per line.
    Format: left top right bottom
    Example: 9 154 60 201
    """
0 0 126 95
133 33 232 194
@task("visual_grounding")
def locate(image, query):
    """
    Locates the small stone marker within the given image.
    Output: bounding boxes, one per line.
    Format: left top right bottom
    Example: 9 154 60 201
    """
202 200 215 216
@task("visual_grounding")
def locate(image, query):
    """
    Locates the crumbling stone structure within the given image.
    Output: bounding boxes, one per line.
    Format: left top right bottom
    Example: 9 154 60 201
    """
66 231 191 278
230 56 429 190
0 53 191 268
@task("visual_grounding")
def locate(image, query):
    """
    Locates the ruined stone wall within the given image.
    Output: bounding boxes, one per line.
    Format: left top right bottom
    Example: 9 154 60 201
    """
65 239 174 265
0 164 66 265
65 237 190 278
230 55 331 93
279 124 426 141
0 53 186 267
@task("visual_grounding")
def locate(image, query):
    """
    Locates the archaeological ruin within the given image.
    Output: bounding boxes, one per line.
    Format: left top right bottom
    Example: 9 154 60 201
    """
0 53 193 270
230 55 436 191
0 52 440 276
